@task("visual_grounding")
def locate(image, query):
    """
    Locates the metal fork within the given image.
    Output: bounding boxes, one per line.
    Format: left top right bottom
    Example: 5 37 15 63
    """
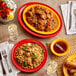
74 9 76 28
1 50 12 73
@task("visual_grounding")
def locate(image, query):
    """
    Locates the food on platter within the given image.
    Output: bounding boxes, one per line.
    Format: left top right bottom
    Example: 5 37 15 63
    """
15 43 45 69
50 39 69 56
64 60 76 76
23 4 60 34
63 54 76 76
69 69 76 73
0 0 17 23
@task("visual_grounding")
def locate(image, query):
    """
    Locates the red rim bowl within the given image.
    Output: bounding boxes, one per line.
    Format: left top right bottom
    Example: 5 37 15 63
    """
18 2 63 38
11 39 48 72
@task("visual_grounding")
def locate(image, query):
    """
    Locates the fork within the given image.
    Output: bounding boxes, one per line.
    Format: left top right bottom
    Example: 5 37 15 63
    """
1 50 12 73
74 9 76 28
0 53 3 76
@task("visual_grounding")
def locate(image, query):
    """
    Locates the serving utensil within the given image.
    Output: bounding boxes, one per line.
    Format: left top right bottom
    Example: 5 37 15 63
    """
0 53 3 76
74 9 76 28
1 50 12 73
69 2 72 29
0 53 6 75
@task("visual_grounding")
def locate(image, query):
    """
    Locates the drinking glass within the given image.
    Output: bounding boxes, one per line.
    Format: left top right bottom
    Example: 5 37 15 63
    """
8 24 18 41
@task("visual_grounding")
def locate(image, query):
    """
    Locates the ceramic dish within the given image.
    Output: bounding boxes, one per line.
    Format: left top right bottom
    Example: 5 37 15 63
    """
63 54 76 76
23 4 60 35
11 39 47 72
50 39 69 56
18 2 63 38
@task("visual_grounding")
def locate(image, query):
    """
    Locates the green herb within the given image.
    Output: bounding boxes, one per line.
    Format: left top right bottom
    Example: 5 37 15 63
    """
24 46 27 49
32 43 35 48
24 60 29 66
32 53 38 59
42 56 45 59
25 52 27 55
24 62 28 66
18 57 21 63
42 48 45 53
40 52 43 55
23 67 27 69
35 44 38 46
34 62 38 66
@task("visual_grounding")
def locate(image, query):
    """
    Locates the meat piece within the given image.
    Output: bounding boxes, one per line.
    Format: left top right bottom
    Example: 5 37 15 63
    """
35 6 41 10
36 25 45 31
26 11 33 17
35 9 43 15
51 18 57 24
26 57 32 64
45 26 50 32
26 17 36 24
46 14 51 19
26 52 30 57
49 12 54 18
30 7 35 14
45 9 50 14
18 50 25 55
38 19 45 25
40 13 46 20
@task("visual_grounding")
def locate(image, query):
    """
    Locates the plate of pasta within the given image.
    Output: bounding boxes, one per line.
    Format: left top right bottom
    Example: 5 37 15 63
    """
11 39 47 72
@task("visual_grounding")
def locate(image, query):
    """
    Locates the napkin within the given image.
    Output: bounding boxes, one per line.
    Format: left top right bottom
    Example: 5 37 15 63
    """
61 1 76 34
0 41 20 76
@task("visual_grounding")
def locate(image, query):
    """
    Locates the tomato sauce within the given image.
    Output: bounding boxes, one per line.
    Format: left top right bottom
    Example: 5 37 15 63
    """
53 41 67 54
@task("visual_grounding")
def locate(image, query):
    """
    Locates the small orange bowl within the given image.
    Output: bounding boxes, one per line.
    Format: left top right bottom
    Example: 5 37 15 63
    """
50 39 70 56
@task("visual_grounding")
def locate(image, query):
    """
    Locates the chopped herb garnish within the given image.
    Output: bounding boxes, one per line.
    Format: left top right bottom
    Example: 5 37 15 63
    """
34 62 38 66
32 43 35 48
25 52 27 55
32 53 38 59
35 44 38 46
23 67 27 69
42 56 45 59
40 53 43 55
24 46 27 49
42 48 45 53
24 60 29 66
18 57 21 63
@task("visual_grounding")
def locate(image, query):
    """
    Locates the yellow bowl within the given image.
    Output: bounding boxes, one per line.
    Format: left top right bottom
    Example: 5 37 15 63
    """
63 54 76 76
50 39 70 56
22 4 60 35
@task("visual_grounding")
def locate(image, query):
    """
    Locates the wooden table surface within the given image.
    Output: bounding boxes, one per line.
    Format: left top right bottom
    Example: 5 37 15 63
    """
0 0 76 76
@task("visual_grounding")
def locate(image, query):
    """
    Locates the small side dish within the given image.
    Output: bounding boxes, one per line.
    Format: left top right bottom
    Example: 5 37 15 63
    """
50 39 69 56
63 54 76 76
0 0 17 23
15 43 45 69
23 4 60 34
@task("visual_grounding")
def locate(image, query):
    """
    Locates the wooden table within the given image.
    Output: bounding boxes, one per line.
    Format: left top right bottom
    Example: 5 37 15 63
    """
0 0 76 76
